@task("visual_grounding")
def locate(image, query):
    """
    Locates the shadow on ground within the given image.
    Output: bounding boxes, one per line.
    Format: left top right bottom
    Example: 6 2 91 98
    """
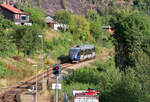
58 55 71 64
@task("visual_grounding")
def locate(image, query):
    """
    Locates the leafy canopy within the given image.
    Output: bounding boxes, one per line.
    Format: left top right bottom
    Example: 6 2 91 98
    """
110 10 150 69
12 25 42 56
24 8 46 28
86 10 100 23
71 15 90 40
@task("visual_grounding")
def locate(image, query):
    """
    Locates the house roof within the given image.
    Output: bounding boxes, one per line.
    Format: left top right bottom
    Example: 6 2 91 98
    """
0 4 24 14
102 25 112 29
45 16 54 23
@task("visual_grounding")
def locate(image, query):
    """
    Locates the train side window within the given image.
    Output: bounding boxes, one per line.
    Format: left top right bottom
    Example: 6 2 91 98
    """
89 49 92 54
92 48 95 52
86 49 88 54
80 50 84 55
86 49 89 55
87 49 90 54
84 50 87 55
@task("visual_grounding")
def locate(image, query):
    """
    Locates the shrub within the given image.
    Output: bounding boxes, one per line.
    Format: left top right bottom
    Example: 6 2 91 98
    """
0 62 11 78
24 8 46 28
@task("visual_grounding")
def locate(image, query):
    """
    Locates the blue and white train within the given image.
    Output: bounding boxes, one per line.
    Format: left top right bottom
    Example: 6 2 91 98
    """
69 44 96 62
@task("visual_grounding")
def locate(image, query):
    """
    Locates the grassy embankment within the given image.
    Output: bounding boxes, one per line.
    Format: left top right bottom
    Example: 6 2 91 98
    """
0 29 114 90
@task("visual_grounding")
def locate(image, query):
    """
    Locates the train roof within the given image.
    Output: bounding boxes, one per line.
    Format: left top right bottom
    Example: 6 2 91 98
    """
70 44 95 50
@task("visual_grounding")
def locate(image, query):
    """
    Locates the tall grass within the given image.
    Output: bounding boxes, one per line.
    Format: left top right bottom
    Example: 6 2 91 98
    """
0 62 11 78
64 67 101 85
45 32 82 61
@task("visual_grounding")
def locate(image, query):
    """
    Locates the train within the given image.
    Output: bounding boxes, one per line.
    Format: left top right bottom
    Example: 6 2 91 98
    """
69 44 96 62
72 88 99 102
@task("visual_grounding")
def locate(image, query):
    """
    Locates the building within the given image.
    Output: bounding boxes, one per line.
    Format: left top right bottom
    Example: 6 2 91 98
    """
0 4 29 24
46 16 66 30
102 26 115 35
46 16 55 29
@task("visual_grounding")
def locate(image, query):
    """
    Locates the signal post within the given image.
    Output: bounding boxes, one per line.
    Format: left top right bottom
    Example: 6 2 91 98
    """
52 64 62 102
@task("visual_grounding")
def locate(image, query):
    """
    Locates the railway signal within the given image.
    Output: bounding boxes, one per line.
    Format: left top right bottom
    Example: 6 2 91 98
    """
52 64 62 102
52 64 62 76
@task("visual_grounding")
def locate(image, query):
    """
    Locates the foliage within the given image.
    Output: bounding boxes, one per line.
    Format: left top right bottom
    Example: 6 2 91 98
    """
0 30 16 57
133 0 150 15
89 22 102 40
45 32 82 61
64 67 101 85
54 10 72 31
11 25 42 56
0 62 10 78
0 15 13 29
71 15 90 40
86 10 101 23
110 10 150 69
24 8 46 28
63 58 150 101
108 10 150 101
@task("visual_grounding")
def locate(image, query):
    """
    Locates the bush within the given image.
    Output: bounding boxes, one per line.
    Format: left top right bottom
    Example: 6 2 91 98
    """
0 15 13 29
24 8 46 28
90 22 102 40
11 24 43 56
0 31 16 57
63 67 101 85
0 62 11 78
71 15 90 41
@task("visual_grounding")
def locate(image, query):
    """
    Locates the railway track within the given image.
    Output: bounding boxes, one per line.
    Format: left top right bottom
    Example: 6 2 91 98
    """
0 59 95 102
0 62 74 102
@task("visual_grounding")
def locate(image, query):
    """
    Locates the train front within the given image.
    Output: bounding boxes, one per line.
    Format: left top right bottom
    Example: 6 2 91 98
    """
69 48 80 62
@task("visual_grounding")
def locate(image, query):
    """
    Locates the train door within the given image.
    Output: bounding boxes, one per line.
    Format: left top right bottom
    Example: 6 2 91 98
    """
80 50 84 61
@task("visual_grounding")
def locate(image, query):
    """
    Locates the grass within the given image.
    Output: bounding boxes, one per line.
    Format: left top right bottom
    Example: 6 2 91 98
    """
0 29 114 91
0 56 36 86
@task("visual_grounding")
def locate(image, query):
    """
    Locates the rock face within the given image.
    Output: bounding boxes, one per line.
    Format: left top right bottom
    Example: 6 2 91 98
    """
3 0 116 16
41 0 91 16
2 0 92 15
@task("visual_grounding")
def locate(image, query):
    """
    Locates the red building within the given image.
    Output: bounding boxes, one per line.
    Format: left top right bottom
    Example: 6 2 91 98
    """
0 4 29 24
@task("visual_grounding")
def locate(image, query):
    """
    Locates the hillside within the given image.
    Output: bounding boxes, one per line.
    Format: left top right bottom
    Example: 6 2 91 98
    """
2 0 137 15
41 0 90 15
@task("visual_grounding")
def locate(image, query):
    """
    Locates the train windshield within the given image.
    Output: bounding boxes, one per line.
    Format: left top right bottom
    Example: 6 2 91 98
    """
69 49 80 56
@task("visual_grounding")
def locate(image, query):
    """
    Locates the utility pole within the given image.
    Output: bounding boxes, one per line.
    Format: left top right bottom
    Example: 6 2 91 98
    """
46 62 50 89
56 76 58 102
41 35 44 82
38 35 44 82
33 65 38 102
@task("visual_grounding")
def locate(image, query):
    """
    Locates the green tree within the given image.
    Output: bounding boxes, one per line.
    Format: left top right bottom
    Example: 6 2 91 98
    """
109 10 150 101
110 10 150 70
0 15 13 29
133 0 150 15
86 10 100 23
0 30 16 57
12 25 42 56
24 8 46 28
54 10 72 31
89 22 102 40
71 15 90 40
